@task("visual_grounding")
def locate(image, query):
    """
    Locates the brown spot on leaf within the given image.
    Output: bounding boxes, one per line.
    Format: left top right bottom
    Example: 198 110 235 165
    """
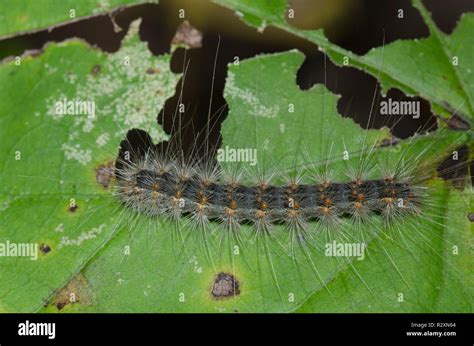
68 204 78 212
211 272 240 299
447 114 470 131
53 273 93 311
379 135 399 147
56 301 67 310
96 161 115 188
91 64 101 76
24 49 42 58
146 67 161 74
440 102 471 131
40 244 51 254
172 20 203 49
469 213 474 222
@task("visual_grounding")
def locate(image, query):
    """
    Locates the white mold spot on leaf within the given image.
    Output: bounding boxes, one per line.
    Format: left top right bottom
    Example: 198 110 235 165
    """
44 19 180 165
58 224 106 248
61 143 92 165
95 132 110 147
225 71 280 118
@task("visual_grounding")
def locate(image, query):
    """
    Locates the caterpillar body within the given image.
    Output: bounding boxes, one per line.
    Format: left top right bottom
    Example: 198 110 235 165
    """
116 155 420 233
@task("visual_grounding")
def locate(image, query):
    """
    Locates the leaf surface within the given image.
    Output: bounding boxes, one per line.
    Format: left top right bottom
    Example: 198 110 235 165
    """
0 0 153 38
0 19 180 312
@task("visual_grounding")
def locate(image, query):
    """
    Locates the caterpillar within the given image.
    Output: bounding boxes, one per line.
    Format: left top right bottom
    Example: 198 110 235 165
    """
115 150 421 233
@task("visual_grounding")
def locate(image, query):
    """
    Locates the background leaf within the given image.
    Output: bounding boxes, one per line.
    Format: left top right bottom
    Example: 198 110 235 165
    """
0 19 180 312
1 3 471 313
296 187 473 312
215 0 474 124
0 0 154 39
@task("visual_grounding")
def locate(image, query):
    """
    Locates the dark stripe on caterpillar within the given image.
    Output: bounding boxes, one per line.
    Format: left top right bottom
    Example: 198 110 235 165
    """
117 163 419 228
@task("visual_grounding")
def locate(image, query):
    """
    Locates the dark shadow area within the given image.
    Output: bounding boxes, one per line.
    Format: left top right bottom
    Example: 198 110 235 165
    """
116 128 154 172
286 0 430 54
437 145 471 189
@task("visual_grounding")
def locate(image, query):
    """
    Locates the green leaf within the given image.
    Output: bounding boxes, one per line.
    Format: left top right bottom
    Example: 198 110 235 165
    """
0 0 154 39
215 0 474 124
1 7 471 311
0 19 180 312
295 188 473 312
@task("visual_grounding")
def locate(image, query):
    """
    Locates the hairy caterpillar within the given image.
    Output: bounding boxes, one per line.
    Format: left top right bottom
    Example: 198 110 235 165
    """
115 148 422 233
